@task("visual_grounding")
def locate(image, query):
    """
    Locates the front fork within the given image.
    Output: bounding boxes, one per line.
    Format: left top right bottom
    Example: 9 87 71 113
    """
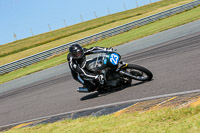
118 70 135 79
117 61 135 79
117 61 128 74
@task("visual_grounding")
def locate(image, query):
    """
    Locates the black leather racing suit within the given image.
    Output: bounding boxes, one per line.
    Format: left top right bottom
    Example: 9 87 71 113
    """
67 47 110 92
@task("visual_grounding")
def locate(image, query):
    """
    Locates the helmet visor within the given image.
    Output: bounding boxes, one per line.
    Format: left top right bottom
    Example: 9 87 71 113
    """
72 50 83 59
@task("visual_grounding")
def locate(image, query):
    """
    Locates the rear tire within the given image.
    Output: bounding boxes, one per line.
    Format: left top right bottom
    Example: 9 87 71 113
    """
123 64 153 81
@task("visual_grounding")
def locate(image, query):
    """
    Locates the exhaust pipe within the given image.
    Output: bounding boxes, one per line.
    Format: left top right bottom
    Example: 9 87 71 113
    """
77 87 89 93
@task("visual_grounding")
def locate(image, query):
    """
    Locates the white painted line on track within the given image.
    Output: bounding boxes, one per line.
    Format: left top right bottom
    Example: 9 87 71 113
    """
1 89 200 128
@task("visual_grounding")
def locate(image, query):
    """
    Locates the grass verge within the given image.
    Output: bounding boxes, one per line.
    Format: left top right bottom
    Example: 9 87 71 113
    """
4 106 200 133
0 6 200 84
0 0 194 65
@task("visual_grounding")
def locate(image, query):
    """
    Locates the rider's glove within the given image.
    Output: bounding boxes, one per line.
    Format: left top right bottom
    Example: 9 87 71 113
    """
105 47 113 51
95 74 104 84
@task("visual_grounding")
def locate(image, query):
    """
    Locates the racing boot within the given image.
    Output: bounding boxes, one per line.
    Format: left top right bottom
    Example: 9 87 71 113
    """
77 83 97 93
77 87 89 93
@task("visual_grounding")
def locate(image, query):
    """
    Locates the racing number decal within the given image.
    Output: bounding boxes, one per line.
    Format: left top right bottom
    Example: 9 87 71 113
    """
110 53 119 65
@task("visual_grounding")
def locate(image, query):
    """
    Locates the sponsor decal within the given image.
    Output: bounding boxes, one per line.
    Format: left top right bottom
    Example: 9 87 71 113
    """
110 53 119 65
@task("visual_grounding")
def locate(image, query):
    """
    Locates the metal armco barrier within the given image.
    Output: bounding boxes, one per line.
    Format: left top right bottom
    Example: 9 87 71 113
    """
0 0 200 75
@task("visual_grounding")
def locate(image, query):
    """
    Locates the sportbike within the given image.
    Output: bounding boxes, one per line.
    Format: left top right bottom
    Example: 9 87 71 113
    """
78 50 153 93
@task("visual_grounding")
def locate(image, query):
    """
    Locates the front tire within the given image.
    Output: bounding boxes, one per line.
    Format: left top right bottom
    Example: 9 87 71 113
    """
123 64 153 81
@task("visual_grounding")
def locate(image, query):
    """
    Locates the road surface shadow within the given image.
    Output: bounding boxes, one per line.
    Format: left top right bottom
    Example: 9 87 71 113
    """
80 81 151 101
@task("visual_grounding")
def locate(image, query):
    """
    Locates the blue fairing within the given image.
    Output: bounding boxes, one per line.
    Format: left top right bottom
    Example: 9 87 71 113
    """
104 59 107 64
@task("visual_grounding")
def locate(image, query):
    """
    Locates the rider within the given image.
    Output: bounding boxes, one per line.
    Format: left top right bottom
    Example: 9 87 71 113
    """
67 44 113 92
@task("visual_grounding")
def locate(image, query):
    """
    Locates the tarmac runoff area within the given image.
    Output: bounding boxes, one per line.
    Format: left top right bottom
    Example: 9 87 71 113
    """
1 90 200 131
1 20 200 94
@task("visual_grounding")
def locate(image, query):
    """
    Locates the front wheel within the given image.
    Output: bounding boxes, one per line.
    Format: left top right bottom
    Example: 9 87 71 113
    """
121 64 153 81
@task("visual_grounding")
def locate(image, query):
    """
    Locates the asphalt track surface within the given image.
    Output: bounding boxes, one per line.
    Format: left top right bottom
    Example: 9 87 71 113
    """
0 26 200 126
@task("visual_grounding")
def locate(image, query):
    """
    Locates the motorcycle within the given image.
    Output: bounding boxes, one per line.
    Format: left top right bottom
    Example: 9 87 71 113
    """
77 50 153 93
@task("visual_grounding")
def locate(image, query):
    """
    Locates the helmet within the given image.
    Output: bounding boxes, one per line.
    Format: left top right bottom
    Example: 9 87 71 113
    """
69 44 84 60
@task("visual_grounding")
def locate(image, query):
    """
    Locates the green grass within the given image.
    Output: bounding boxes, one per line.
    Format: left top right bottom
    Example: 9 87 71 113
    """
87 6 200 48
0 0 194 65
1 6 200 84
4 106 200 133
0 53 68 84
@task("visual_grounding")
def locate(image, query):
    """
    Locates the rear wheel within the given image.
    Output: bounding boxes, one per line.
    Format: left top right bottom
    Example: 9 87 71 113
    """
122 64 153 81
